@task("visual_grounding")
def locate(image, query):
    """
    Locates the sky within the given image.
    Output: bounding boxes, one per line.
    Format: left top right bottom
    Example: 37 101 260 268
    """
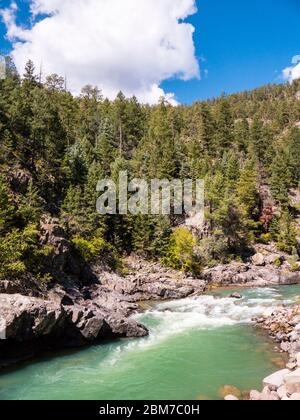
0 0 300 104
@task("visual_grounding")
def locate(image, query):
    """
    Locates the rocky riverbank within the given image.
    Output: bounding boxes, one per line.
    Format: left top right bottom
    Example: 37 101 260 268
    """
202 246 300 287
224 305 300 400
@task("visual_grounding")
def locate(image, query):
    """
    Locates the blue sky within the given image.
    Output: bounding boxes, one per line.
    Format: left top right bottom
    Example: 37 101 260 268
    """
0 0 300 104
162 0 300 103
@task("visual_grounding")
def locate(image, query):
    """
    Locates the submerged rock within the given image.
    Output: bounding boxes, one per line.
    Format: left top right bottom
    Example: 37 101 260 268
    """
224 395 239 401
229 293 243 300
219 385 242 399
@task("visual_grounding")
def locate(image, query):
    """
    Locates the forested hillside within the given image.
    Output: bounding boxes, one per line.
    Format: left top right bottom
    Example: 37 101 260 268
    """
1 58 300 283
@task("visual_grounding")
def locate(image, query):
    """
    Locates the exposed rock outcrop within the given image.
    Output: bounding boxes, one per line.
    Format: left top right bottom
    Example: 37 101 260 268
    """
39 216 81 277
202 255 300 287
0 293 148 369
7 165 32 195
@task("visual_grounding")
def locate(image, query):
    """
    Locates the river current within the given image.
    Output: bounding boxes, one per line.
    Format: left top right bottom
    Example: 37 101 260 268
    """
0 285 299 400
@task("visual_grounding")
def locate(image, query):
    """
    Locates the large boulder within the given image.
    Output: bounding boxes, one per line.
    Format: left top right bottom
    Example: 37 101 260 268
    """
0 293 148 368
263 369 290 391
251 253 265 266
0 294 66 342
284 369 300 395
105 316 148 338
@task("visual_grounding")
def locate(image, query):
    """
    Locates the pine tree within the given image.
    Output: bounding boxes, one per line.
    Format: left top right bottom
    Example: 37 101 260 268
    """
142 99 177 179
214 96 234 151
114 91 127 156
270 149 291 206
287 127 300 187
83 161 106 234
213 194 246 253
236 158 260 234
0 176 14 233
17 179 43 226
23 60 38 85
276 211 297 254
223 151 240 193
234 118 249 153
249 116 272 165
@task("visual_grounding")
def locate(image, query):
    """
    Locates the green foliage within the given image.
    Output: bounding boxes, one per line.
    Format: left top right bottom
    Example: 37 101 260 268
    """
270 148 291 206
273 257 283 268
71 232 119 268
72 235 107 263
1 60 300 283
162 227 200 273
270 211 297 254
236 159 260 234
287 258 300 272
0 176 14 232
0 225 49 280
259 233 272 244
132 215 171 258
17 180 43 225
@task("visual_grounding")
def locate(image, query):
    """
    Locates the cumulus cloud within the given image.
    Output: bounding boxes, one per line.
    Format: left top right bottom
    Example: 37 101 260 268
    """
283 55 300 83
1 0 200 104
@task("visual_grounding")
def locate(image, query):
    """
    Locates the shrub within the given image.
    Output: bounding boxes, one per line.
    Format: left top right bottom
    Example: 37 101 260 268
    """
71 233 119 269
72 235 107 263
258 233 271 244
287 258 300 272
273 257 283 268
162 227 200 273
0 225 39 279
0 224 55 280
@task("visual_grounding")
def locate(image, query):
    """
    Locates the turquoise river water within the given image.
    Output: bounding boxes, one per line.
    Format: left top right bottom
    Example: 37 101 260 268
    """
0 285 300 400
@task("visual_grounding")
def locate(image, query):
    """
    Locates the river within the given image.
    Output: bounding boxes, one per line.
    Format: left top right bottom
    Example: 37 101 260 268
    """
0 285 299 400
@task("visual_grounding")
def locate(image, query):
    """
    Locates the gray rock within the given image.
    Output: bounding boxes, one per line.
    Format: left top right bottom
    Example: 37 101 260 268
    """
0 292 149 368
265 254 283 266
286 362 297 370
263 369 290 391
229 293 243 300
0 294 66 342
284 369 300 394
281 342 291 352
105 316 148 338
250 390 262 401
251 253 265 266
277 385 288 400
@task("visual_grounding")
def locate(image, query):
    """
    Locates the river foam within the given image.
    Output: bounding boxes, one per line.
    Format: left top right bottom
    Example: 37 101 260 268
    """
106 287 292 366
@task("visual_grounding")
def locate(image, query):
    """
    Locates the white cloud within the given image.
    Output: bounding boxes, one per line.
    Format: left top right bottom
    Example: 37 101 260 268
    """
1 0 200 104
283 55 300 83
